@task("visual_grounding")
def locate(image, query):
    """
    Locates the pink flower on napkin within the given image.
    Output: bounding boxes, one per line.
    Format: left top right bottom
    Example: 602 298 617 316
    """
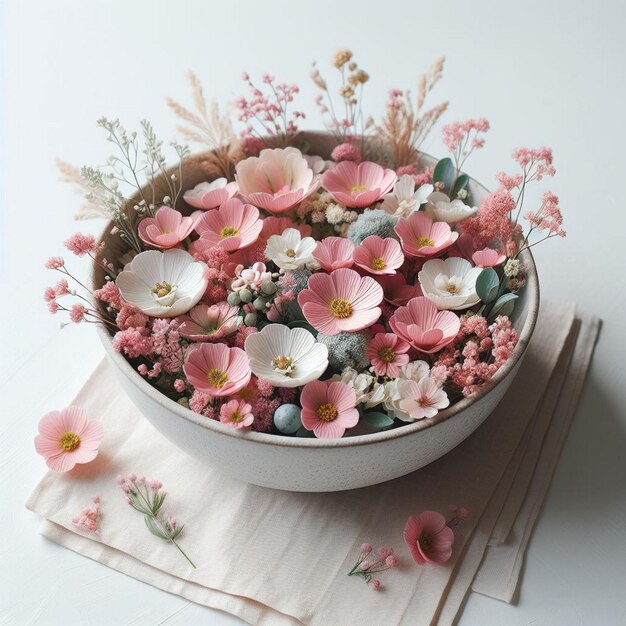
34 406 103 472
403 511 455 565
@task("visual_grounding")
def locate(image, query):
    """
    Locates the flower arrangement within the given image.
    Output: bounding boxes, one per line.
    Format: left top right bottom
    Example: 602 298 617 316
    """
46 50 565 440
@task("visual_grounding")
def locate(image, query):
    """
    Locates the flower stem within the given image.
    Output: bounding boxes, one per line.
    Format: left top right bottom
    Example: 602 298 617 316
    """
172 538 197 569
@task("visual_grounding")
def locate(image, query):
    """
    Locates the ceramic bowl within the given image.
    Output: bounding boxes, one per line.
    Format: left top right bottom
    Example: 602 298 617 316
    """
94 132 539 492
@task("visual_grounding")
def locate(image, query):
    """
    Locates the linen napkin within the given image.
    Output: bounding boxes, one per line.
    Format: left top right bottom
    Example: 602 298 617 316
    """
26 301 600 625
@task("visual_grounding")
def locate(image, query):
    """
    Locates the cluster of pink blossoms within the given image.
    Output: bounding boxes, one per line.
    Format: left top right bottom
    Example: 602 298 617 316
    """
434 315 518 397
72 496 101 533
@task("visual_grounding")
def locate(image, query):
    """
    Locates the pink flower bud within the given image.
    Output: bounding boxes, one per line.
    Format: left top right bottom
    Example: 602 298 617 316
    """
361 543 372 554
360 560 371 571
368 579 381 591
385 555 397 568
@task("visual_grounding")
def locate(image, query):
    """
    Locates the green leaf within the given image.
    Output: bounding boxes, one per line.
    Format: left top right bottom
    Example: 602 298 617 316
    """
475 268 500 304
488 293 518 322
453 173 470 196
286 320 318 337
362 411 395 429
433 158 454 192
144 515 167 540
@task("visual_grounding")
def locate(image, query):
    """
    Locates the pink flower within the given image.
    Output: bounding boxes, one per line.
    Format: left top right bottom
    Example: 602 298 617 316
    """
298 268 383 335
138 207 196 249
322 161 397 208
330 142 362 163
394 212 458 258
398 378 450 420
219 399 254 429
312 237 355 271
404 511 455 565
235 147 321 213
72 496 101 533
34 406 104 472
471 247 506 268
194 198 262 252
300 380 359 438
183 343 251 397
178 302 242 341
69 304 88 323
353 236 404 275
367 333 410 377
64 233 97 256
183 178 239 210
389 297 460 353
378 274 422 307
45 256 65 269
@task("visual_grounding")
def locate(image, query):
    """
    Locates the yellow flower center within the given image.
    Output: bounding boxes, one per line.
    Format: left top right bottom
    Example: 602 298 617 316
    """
379 346 396 363
446 283 460 294
285 248 297 258
317 402 338 422
60 432 81 452
207 368 229 388
371 256 386 270
420 532 433 550
417 236 435 248
273 355 293 370
220 226 240 239
350 183 368 194
329 298 353 319
230 411 243 423
152 281 172 298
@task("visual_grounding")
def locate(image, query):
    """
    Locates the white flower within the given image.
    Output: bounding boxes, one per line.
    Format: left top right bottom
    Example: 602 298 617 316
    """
332 367 375 405
265 228 317 270
365 381 387 408
380 175 433 218
418 257 482 310
303 154 335 174
231 262 273 292
425 191 477 224
325 203 346 224
504 258 521 278
244 324 328 388
116 249 208 317
382 360 431 420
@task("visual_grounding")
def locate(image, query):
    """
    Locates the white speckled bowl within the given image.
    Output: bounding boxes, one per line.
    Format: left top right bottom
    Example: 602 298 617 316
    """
94 132 539 492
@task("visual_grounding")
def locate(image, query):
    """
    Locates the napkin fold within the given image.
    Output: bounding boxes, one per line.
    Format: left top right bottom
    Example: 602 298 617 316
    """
26 301 600 625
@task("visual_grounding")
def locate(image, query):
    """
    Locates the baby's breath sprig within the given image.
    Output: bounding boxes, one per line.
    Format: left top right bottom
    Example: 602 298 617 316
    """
80 118 189 253
117 474 196 569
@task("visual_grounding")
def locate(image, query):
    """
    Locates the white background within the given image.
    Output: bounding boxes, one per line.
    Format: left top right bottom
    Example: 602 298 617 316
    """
2 0 625 624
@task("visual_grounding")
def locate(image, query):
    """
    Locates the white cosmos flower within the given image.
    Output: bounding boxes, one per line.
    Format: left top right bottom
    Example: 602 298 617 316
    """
380 175 433 218
244 324 328 388
116 249 208 317
425 191 477 224
265 228 317 270
418 257 482 310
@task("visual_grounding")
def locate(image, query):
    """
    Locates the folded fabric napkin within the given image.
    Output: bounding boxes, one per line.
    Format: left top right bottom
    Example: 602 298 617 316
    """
26 301 600 625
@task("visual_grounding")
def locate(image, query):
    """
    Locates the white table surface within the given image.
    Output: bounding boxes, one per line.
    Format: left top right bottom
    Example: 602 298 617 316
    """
2 0 625 624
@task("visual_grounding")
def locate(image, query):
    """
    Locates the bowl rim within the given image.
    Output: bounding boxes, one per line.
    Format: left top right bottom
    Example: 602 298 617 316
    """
94 141 540 450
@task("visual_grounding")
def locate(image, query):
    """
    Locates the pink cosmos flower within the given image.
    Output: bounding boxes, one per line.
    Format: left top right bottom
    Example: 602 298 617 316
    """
472 247 506 268
298 268 383 335
378 274 422 306
34 406 104 472
138 207 196 249
219 399 254 429
367 333 410 377
178 302 242 341
183 343 251 397
312 237 355 271
394 212 459 258
322 161 397 208
300 380 359 438
194 198 262 252
235 147 321 213
183 178 239 210
353 236 404 275
389 296 460 353
398 378 450 420
403 511 455 565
